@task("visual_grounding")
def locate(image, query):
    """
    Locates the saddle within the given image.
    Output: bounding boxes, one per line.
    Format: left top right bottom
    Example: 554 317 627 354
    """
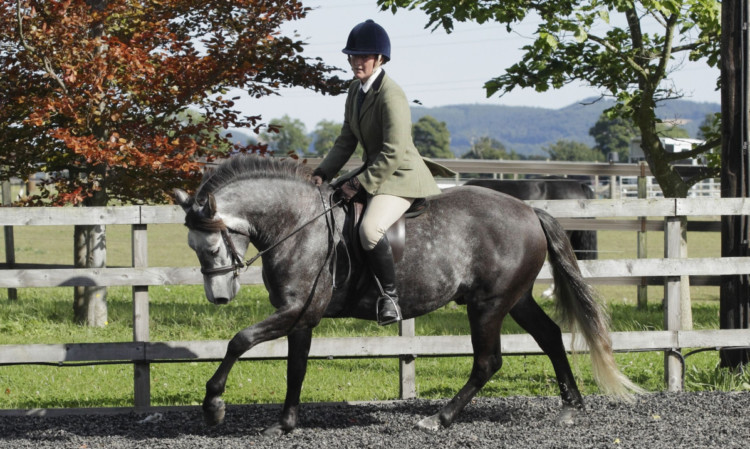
342 193 429 265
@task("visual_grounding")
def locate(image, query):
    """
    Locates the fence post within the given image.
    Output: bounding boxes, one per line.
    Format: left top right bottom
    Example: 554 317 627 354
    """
399 318 416 399
664 215 683 391
1 180 17 301
637 162 648 309
132 223 151 409
609 175 618 199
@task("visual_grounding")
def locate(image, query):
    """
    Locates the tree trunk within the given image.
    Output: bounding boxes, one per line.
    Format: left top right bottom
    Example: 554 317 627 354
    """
73 222 108 326
719 0 750 368
73 166 109 326
632 90 694 329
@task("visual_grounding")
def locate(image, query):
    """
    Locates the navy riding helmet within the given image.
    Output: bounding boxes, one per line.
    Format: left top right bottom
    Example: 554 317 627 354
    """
342 19 391 62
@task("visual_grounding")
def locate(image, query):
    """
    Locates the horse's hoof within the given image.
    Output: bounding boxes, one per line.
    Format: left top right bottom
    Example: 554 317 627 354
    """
557 407 581 426
203 397 226 426
415 414 442 432
261 423 287 438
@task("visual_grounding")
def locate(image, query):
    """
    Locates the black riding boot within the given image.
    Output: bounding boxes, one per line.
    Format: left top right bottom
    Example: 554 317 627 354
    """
365 235 402 326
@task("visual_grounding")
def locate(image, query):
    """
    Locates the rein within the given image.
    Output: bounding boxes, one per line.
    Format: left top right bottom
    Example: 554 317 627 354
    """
195 188 344 277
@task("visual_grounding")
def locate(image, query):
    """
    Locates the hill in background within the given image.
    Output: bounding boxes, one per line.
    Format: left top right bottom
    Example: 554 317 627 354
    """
411 98 720 157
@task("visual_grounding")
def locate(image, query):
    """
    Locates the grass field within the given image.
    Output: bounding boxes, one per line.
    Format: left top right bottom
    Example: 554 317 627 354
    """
1 220 749 409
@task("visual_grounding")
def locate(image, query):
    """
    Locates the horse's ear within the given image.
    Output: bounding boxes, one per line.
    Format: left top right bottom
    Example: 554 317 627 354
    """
202 193 217 219
173 189 192 211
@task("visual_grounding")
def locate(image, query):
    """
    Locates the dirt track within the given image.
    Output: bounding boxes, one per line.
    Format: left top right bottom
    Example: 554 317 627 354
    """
0 392 748 448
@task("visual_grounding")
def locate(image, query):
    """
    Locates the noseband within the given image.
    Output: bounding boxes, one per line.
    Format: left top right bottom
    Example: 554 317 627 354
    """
188 189 343 278
199 227 249 277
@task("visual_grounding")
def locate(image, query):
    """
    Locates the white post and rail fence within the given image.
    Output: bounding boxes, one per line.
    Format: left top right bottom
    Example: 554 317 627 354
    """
1 160 748 412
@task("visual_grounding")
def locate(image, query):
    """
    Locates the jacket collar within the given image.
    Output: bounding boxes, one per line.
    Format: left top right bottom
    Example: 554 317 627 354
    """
357 70 386 119
361 67 383 93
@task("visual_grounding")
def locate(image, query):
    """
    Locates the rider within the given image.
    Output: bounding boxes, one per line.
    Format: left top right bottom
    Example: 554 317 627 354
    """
311 19 450 325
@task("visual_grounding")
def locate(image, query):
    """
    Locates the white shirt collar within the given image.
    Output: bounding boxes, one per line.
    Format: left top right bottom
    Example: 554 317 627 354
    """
360 67 382 93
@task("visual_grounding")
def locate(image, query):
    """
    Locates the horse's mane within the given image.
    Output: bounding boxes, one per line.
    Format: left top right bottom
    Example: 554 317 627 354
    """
196 155 313 201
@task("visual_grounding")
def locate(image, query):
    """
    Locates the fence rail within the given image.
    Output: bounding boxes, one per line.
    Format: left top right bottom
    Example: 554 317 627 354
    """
1 161 747 412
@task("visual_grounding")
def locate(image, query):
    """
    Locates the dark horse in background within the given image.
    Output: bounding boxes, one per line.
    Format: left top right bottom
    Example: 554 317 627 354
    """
464 178 598 262
174 156 641 437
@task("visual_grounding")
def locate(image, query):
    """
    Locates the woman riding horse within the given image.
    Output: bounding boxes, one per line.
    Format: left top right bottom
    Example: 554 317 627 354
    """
311 19 451 325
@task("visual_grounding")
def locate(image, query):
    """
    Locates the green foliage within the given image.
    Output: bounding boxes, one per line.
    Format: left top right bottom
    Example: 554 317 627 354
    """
412 115 454 158
311 120 342 157
544 139 604 162
462 136 518 160
656 123 691 139
261 115 312 156
697 112 721 168
589 112 638 161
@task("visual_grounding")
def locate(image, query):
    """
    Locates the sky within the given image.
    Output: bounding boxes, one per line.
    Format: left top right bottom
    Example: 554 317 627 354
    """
239 0 722 132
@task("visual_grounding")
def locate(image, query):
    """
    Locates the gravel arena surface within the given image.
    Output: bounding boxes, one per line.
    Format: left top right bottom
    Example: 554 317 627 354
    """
1 392 748 448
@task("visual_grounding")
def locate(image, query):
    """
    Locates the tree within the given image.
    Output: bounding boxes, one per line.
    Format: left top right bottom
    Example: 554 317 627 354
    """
312 120 343 157
657 123 691 139
544 140 604 162
0 0 345 325
591 112 691 162
462 136 516 160
590 113 638 161
462 136 520 178
261 115 312 156
380 0 721 331
412 115 453 158
697 113 721 168
379 0 721 197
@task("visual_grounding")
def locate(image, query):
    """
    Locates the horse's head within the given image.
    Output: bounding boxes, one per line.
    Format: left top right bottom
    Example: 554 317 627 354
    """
174 188 247 305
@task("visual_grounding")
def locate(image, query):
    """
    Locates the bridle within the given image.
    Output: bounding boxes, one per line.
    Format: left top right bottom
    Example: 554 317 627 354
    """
191 188 344 278
198 226 251 277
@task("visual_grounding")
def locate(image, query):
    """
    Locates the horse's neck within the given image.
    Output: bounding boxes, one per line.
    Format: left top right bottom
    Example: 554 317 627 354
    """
215 182 331 249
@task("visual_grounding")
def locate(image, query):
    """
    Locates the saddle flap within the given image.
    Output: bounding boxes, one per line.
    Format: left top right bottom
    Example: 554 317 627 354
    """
386 216 405 263
342 197 428 265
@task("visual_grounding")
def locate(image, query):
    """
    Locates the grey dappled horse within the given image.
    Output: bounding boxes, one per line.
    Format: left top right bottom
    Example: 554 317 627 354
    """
174 155 640 437
464 178 598 261
465 178 598 298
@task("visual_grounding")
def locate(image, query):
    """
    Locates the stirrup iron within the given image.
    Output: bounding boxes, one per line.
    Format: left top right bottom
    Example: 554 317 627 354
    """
376 294 402 326
374 276 401 326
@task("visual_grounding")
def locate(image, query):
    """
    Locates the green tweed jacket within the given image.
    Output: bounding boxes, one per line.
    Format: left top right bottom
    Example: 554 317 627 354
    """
315 71 451 198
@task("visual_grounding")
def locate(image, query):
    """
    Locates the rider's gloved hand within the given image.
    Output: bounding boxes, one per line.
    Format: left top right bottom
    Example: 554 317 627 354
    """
338 177 361 202
311 169 326 186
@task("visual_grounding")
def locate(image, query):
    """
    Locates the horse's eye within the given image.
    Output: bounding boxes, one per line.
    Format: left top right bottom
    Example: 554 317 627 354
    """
210 248 220 257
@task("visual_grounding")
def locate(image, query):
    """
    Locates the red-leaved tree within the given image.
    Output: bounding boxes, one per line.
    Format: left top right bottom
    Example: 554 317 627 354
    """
0 0 346 325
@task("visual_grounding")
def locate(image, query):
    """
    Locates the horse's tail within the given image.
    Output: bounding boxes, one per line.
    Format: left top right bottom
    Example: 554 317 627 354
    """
534 208 644 400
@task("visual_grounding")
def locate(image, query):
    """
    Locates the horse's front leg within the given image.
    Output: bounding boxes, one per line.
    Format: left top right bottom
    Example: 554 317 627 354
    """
261 328 313 437
202 308 303 427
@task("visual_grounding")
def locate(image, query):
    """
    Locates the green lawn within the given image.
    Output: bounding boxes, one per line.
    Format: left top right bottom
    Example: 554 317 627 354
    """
2 219 749 410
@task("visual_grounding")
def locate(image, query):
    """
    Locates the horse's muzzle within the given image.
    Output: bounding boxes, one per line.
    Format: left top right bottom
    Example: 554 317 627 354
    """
212 297 231 305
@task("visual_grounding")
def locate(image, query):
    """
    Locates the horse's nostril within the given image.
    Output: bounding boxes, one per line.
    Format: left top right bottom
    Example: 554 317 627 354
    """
214 297 230 305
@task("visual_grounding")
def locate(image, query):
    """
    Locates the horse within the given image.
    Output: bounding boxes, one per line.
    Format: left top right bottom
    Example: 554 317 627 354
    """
173 155 641 437
463 178 598 261
463 178 598 298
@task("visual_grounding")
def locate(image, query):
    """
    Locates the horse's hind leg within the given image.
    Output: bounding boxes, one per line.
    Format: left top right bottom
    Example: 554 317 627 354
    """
509 290 584 423
416 300 504 431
